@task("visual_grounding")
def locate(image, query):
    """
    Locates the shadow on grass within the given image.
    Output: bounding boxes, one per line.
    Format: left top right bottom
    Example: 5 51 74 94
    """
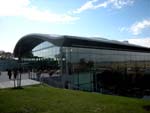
11 87 24 90
143 105 150 111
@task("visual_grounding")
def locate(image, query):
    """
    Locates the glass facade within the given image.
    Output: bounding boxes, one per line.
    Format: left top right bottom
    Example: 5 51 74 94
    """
21 41 61 70
32 41 60 60
22 41 150 92
63 47 150 91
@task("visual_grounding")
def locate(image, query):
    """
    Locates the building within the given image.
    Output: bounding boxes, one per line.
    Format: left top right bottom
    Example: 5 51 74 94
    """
13 33 150 93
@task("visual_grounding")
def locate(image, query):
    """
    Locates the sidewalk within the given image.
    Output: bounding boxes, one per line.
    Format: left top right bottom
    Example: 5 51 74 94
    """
0 79 40 89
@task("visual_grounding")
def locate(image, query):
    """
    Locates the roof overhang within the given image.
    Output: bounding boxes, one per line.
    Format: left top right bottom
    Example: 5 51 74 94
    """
13 33 65 57
14 33 150 58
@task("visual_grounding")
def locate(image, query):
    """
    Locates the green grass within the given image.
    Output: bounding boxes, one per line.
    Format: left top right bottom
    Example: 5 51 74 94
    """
0 85 150 113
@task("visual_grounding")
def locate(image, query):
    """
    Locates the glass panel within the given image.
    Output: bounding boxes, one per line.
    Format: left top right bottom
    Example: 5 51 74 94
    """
65 46 150 91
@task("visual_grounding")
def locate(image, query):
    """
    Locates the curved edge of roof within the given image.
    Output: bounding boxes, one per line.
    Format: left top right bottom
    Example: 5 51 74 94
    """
13 33 65 57
13 33 150 57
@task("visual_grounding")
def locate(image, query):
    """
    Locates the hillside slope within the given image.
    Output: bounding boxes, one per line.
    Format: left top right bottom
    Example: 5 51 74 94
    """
0 85 150 113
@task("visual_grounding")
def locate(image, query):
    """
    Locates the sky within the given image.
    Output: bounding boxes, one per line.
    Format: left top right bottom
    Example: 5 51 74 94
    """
0 0 150 52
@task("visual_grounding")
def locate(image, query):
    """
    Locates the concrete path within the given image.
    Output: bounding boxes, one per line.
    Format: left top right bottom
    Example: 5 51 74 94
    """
0 71 60 89
0 72 30 82
0 79 40 89
0 72 40 89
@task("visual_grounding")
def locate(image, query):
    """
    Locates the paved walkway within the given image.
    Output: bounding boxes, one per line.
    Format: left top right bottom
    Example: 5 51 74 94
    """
0 72 40 89
0 79 40 89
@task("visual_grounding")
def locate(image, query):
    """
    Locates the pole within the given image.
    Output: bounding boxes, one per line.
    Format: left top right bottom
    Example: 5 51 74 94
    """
18 46 22 88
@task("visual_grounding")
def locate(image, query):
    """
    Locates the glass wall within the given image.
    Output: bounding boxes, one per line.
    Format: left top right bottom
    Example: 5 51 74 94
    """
21 41 150 93
32 41 60 60
22 41 61 71
63 47 150 91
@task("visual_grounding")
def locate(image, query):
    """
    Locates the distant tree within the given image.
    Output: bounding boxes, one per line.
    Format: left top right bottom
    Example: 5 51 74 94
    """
0 51 13 59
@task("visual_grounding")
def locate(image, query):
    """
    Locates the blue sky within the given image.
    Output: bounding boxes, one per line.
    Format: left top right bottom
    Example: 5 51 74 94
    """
0 0 150 52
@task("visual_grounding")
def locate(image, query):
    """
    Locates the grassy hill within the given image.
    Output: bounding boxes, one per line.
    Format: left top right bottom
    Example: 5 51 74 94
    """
0 85 150 113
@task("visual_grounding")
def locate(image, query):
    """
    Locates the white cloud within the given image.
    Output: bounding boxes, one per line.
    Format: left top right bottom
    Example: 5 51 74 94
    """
130 19 150 35
128 38 150 47
73 0 101 14
0 0 29 16
111 0 134 9
73 0 134 13
0 0 79 23
119 27 129 32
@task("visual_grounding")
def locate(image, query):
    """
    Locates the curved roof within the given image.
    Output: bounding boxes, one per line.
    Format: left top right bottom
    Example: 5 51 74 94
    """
14 33 150 57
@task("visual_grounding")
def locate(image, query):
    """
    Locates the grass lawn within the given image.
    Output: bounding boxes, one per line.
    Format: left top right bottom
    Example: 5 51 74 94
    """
0 85 150 113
